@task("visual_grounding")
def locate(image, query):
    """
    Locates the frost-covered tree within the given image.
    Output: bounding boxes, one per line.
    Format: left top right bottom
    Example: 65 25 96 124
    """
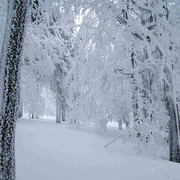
0 0 30 179
21 0 76 122
64 0 180 162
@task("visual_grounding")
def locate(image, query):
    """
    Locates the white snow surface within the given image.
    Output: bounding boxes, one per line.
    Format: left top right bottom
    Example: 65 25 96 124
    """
16 118 180 180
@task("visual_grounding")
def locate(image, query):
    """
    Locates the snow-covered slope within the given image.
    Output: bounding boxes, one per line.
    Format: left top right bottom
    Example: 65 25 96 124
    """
16 119 180 180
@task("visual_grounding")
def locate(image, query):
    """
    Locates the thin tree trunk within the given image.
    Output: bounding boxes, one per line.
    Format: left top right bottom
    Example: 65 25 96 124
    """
62 109 66 122
56 91 61 123
17 101 23 119
165 96 180 162
0 1 29 180
164 77 180 163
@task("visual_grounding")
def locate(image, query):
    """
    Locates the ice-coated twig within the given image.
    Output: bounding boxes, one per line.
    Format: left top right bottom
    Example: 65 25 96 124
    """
104 130 128 148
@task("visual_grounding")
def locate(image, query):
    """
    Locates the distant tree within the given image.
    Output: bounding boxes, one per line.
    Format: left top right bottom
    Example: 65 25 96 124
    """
21 0 76 123
0 0 30 180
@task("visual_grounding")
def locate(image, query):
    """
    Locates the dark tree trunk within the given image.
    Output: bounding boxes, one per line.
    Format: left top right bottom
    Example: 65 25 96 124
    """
54 65 67 124
0 1 29 180
56 95 61 124
166 97 180 163
164 80 180 163
62 110 66 122
17 102 23 119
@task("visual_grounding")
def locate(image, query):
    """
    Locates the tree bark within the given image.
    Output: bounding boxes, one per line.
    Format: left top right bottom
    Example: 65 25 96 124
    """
54 65 67 123
17 101 23 119
0 1 29 180
165 96 180 162
56 94 61 124
164 79 180 163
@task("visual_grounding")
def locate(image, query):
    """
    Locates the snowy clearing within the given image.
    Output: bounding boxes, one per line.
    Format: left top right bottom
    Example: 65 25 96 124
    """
16 118 180 180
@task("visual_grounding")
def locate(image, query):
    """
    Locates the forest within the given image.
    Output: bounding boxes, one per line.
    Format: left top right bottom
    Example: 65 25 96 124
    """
0 0 180 180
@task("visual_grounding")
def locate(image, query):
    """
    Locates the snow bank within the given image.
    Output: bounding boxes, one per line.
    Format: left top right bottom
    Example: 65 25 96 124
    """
16 119 180 180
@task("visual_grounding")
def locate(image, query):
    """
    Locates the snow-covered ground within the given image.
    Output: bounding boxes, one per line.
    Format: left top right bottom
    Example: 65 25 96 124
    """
16 118 180 180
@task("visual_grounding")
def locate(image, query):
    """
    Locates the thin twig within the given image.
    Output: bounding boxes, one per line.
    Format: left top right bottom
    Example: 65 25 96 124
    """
104 130 127 148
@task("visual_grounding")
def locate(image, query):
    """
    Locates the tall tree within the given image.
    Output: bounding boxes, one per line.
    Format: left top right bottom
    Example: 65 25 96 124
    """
0 0 30 180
